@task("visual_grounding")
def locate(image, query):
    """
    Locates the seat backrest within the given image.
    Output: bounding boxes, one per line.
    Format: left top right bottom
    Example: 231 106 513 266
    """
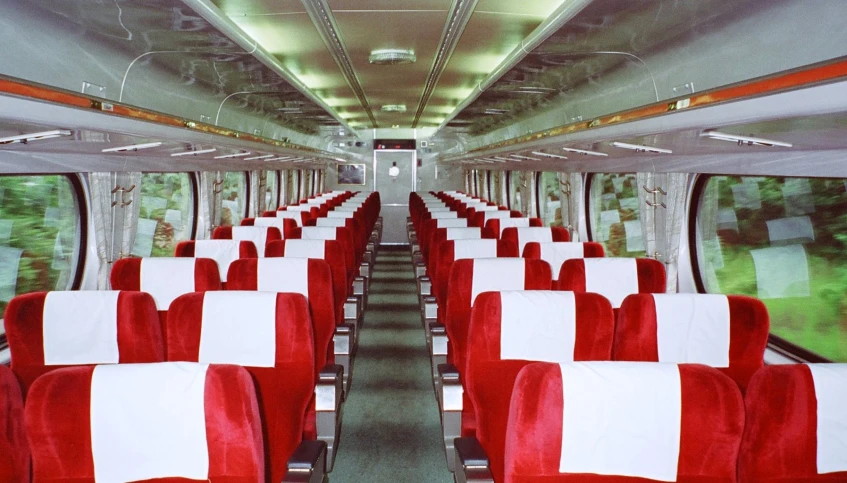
266 238 347 324
433 239 519 312
25 363 264 483
445 259 552 370
484 218 543 239
739 364 847 482
246 217 297 238
522 241 605 283
226 258 335 373
264 210 308 227
428 226 485 272
470 209 511 228
4 291 164 394
175 239 258 284
505 362 744 483
316 217 365 254
110 257 222 314
0 365 28 483
292 226 356 280
502 227 570 254
420 217 467 259
466 290 614 482
213 226 282 257
558 258 666 309
167 292 315 483
615 294 769 391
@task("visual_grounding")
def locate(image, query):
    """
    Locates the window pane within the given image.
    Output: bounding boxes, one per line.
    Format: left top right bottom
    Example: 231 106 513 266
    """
539 172 564 227
264 171 278 210
588 173 645 257
491 171 502 205
221 172 247 227
134 173 194 257
303 170 313 198
284 170 295 205
510 171 524 214
695 175 847 361
0 175 82 315
475 170 487 199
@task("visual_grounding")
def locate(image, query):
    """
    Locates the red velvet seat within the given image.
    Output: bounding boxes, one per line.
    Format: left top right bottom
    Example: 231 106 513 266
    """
213 226 283 257
470 210 515 228
110 258 222 339
263 210 310 227
267 239 348 325
505 362 744 483
26 363 264 483
291 226 357 285
243 217 297 238
167 292 315 483
283 204 320 221
175 239 258 288
558 258 666 310
739 364 847 482
615 294 769 391
428 227 488 276
501 226 570 255
420 217 467 262
0 365 28 483
315 217 365 260
522 241 605 289
467 291 614 482
483 218 543 239
4 290 164 395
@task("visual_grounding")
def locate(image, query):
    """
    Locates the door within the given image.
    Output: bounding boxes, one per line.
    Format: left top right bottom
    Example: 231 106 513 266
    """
374 150 416 244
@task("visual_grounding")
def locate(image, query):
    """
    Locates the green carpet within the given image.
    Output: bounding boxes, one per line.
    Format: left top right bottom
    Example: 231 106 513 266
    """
331 246 454 483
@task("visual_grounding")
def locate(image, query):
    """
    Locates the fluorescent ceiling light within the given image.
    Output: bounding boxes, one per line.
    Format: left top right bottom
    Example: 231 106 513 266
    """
244 154 275 161
102 142 162 153
701 131 793 148
483 157 504 163
562 147 608 157
493 157 512 162
612 142 672 154
170 148 217 157
267 156 294 161
533 151 568 159
510 154 540 161
214 151 252 159
381 104 407 113
369 49 416 65
0 129 72 145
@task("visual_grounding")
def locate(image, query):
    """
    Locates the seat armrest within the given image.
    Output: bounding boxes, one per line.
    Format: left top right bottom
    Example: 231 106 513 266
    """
439 362 463 472
454 437 494 483
316 364 344 472
429 322 448 356
334 323 355 394
282 440 327 483
418 275 432 296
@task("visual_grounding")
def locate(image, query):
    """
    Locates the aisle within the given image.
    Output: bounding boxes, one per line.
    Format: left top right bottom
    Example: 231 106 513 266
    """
331 246 453 483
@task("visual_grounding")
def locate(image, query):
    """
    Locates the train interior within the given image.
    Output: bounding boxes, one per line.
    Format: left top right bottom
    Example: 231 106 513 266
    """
1 0 847 482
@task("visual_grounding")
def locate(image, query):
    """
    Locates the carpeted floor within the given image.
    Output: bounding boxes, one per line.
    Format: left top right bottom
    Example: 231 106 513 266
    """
331 246 454 483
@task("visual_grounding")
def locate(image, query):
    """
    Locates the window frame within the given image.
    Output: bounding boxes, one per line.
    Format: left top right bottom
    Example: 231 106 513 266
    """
584 172 597 241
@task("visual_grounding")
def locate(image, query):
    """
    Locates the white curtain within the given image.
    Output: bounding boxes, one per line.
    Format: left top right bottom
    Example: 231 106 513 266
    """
249 171 264 217
561 172 583 241
637 172 691 292
198 171 222 239
118 172 142 260
89 173 116 289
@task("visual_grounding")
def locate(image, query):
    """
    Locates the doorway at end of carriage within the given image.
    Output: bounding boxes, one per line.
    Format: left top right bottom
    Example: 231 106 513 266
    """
373 150 416 245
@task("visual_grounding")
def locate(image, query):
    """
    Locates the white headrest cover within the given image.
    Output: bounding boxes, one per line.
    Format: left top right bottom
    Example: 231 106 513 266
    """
253 217 289 237
257 258 309 298
431 212 459 219
327 211 355 219
274 211 303 227
436 218 468 228
452 239 498 260
427 207 451 213
583 258 639 309
446 227 482 241
559 362 681 481
538 242 585 278
231 226 269 257
335 205 360 212
286 205 313 212
471 259 525 305
317 218 347 228
300 226 338 241
474 205 499 212
498 218 531 235
500 291 576 362
199 292 276 367
283 239 327 259
141 258 196 310
305 199 325 205
808 364 847 473
652 294 730 367
43 291 120 365
91 362 209 482
484 211 511 222
516 227 554 254
194 240 242 282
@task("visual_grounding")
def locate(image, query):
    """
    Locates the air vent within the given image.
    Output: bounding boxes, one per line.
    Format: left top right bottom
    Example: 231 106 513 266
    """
369 49 416 65
381 104 407 113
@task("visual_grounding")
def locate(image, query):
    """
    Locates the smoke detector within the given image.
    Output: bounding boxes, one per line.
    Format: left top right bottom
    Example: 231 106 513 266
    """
369 49 416 65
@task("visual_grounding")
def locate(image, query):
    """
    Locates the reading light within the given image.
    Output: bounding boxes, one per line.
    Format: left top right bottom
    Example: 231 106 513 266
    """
102 142 162 153
0 130 72 145
611 142 673 154
532 151 568 159
244 154 275 161
562 147 608 157
389 162 400 178
700 131 793 148
214 151 252 159
170 148 217 157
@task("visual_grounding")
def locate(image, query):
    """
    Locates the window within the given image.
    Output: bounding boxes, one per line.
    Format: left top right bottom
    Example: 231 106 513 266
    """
588 173 645 257
284 170 295 205
538 172 564 227
491 171 502 205
694 175 847 362
0 175 84 317
264 171 279 211
476 170 489 200
221 171 248 227
134 173 195 257
303 170 313 198
509 171 524 214
315 170 323 194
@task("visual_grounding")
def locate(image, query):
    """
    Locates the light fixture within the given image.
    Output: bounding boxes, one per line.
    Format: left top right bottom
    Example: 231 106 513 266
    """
389 162 400 178
102 142 162 153
244 154 274 161
381 104 407 113
532 151 568 160
214 151 252 159
509 154 540 161
267 156 294 161
494 156 512 162
170 148 217 157
484 109 508 115
369 49 417 65
700 131 793 147
612 142 672 154
0 129 72 145
562 147 608 157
